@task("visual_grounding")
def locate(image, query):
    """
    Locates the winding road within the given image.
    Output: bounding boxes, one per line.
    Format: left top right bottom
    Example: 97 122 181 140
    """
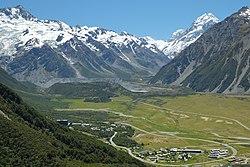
56 100 250 166
122 122 238 157
109 129 238 167
109 132 153 165
141 102 250 132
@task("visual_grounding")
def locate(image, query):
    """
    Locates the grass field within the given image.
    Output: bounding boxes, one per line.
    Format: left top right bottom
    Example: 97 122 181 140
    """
159 94 250 127
50 93 250 165
56 94 250 138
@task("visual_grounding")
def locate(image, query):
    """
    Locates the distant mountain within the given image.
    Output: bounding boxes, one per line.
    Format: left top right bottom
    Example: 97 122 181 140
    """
0 5 169 86
0 83 146 166
143 13 219 59
150 7 250 94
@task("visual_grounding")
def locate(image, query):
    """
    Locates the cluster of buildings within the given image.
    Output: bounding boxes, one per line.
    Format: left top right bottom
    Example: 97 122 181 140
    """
57 120 91 126
208 149 228 158
57 120 126 132
58 120 239 165
228 157 246 164
170 148 203 154
90 125 114 132
133 147 203 163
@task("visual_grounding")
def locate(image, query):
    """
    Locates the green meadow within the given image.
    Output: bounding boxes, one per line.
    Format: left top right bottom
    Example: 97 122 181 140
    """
56 94 250 139
40 93 250 165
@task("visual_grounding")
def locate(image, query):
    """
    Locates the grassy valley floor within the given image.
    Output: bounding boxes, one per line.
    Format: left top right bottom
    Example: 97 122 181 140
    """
41 93 250 166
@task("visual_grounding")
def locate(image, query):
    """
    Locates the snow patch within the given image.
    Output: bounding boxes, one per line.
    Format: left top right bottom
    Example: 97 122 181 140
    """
118 49 131 62
239 8 250 19
60 52 74 64
171 29 186 39
86 43 100 52
129 44 136 55
142 36 168 50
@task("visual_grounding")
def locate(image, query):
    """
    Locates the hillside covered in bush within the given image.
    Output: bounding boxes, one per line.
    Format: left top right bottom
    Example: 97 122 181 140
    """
0 83 146 167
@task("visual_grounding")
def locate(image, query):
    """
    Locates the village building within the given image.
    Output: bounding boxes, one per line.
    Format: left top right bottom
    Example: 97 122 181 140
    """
208 149 228 158
81 123 91 126
140 150 149 155
57 119 69 126
170 148 203 154
149 156 157 161
71 122 82 126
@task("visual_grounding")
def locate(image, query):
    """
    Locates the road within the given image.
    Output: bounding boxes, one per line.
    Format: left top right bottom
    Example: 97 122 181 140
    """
56 107 157 124
109 126 238 167
141 102 250 132
109 132 158 165
57 105 250 134
58 106 248 166
56 101 250 133
109 131 117 146
122 122 238 157
55 108 110 112
211 132 250 140
109 131 194 167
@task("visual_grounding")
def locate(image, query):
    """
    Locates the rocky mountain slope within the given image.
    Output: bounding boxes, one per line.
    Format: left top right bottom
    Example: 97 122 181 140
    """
0 5 168 86
144 13 219 59
150 7 250 94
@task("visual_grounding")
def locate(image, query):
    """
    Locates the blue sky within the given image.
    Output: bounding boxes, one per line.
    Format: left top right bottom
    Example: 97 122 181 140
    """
1 0 249 39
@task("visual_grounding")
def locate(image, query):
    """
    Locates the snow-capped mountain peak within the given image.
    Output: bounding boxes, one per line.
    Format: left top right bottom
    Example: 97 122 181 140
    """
0 5 36 21
238 6 250 19
190 13 219 31
0 7 75 55
143 13 220 59
0 5 153 56
0 5 169 85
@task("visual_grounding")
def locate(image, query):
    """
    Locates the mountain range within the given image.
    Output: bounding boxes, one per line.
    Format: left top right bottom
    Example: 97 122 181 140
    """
151 7 250 94
143 13 219 59
0 5 167 86
0 5 218 86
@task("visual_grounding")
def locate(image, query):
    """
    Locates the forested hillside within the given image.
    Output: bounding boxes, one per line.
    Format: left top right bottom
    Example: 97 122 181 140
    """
0 67 38 93
0 83 146 167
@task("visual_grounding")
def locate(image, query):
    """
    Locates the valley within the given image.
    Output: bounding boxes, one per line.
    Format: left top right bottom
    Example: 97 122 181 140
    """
1 4 250 167
20 86 250 166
